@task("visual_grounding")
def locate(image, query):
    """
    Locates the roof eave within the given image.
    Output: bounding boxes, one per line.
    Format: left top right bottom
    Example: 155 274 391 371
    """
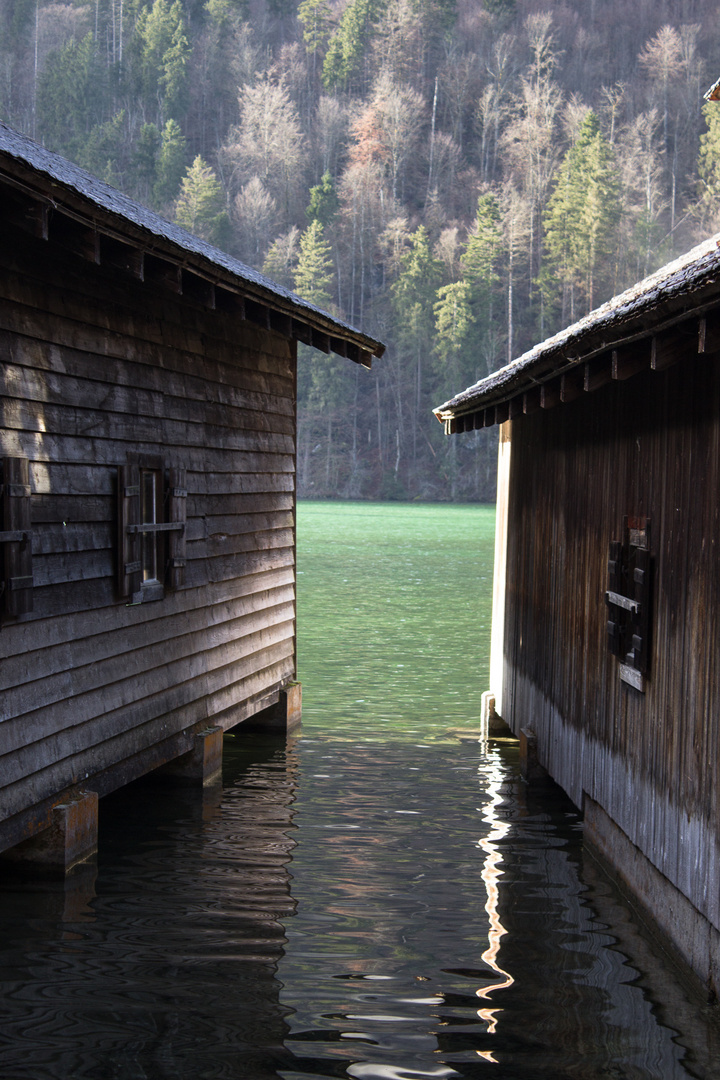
434 236 720 431
0 123 385 367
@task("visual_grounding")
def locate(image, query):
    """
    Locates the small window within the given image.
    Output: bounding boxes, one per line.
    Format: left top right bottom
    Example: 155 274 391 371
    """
605 516 652 691
118 455 186 604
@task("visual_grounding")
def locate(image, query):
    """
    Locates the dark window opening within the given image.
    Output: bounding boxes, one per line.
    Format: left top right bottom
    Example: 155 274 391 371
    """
118 456 186 604
606 516 653 689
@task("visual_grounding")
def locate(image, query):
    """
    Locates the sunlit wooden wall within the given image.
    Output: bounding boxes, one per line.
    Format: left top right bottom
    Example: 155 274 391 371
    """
0 214 297 854
499 350 720 934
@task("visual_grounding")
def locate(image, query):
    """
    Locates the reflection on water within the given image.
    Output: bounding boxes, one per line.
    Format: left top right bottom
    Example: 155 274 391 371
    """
0 737 299 1079
0 502 718 1078
277 737 707 1080
476 754 513 1039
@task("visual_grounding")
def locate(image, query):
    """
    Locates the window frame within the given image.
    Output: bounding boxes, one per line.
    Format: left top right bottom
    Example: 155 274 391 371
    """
118 454 186 604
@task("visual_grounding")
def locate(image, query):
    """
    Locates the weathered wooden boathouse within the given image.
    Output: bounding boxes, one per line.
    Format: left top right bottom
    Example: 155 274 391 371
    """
435 236 720 996
0 122 383 870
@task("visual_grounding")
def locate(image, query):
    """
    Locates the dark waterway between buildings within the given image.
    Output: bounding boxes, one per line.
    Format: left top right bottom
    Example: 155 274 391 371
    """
1 502 719 1079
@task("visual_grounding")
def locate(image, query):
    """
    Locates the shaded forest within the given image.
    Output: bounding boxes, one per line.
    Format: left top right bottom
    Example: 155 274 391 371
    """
3 0 720 500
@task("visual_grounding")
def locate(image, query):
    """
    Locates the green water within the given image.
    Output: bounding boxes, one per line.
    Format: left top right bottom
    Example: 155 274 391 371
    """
296 501 495 740
0 501 714 1079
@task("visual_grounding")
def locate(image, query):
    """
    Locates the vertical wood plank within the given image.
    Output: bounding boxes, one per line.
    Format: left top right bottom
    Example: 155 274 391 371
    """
168 465 187 590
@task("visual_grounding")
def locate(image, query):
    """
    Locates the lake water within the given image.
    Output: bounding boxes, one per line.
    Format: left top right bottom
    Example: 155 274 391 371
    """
1 501 719 1079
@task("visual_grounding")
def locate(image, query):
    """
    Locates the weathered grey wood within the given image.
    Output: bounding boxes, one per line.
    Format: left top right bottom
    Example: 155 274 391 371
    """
0 614 296 755
0 136 378 867
0 567 295 663
0 398 296 463
0 652 295 834
0 357 296 437
0 299 294 399
0 593 296 698
0 328 296 420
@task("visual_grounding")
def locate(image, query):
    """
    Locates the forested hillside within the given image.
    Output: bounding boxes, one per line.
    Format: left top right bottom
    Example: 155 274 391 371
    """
2 0 720 499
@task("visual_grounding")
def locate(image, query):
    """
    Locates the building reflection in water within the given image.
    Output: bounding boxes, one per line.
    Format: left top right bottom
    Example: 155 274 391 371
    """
0 730 300 1080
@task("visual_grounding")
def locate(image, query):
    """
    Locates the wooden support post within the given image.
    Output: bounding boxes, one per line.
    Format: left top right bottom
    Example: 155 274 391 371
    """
519 728 547 782
480 691 512 737
2 792 98 872
244 682 302 735
160 726 224 785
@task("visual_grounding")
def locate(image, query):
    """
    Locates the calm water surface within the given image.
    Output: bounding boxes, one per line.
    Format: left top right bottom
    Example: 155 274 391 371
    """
0 501 718 1079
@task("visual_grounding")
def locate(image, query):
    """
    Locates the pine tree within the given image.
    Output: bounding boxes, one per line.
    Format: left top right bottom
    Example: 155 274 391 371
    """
129 122 162 203
131 0 190 126
306 171 339 227
434 280 473 386
391 226 442 475
322 0 386 94
462 194 501 316
174 155 230 245
37 34 106 158
543 111 620 324
294 221 335 308
434 279 473 498
293 221 346 495
79 111 128 186
298 0 334 80
698 100 720 213
154 119 187 208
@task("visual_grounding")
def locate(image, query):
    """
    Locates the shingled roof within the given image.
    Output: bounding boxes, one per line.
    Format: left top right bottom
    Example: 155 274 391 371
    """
0 121 385 368
434 233 720 433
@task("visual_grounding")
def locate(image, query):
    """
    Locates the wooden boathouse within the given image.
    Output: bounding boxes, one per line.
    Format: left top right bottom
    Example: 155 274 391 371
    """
435 236 720 997
0 122 383 870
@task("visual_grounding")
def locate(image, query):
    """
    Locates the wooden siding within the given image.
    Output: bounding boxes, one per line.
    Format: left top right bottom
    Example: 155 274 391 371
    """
499 347 720 930
0 220 297 853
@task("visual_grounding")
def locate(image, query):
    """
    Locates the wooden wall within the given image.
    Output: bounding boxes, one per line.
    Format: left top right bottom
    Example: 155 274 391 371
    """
0 220 298 853
499 345 720 934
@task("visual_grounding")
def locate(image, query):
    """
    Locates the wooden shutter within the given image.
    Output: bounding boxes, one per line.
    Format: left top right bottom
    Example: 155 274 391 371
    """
605 519 652 676
630 546 651 675
118 462 141 600
167 466 187 589
2 456 33 616
606 540 623 657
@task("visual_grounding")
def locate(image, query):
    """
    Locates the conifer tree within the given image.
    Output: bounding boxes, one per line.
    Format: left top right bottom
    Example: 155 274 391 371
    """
461 193 502 373
294 221 335 308
306 171 339 227
462 194 501 315
434 280 473 386
154 118 187 208
434 279 473 497
298 0 334 80
131 0 190 126
698 100 720 214
37 34 105 157
322 0 386 94
391 226 442 473
130 122 162 203
174 155 230 245
542 111 620 324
